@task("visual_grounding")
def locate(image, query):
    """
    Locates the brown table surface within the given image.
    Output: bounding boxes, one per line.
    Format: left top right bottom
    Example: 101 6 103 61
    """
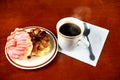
0 0 120 80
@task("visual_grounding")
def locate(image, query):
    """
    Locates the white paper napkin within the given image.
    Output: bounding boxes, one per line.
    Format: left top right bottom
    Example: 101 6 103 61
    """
59 22 109 66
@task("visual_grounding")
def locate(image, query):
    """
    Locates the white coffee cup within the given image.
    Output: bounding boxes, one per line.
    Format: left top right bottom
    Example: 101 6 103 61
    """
56 17 85 51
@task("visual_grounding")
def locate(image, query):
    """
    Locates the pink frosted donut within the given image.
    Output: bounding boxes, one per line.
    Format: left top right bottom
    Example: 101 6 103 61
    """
6 28 33 60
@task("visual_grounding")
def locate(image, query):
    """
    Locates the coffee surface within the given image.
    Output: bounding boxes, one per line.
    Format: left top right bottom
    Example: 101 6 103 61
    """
59 23 81 36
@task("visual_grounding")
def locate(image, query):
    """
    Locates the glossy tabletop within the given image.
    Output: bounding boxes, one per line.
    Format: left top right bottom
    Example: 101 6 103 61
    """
0 0 120 80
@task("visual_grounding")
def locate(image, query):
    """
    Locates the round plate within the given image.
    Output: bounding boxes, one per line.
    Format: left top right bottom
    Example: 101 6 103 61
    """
5 26 58 70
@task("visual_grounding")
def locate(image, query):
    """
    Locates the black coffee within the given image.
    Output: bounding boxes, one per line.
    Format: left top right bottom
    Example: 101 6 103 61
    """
59 23 81 36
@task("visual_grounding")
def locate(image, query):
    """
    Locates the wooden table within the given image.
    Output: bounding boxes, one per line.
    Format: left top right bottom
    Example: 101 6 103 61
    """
0 0 120 80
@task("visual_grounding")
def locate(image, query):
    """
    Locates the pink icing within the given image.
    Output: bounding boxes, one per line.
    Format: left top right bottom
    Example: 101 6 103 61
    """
6 28 32 60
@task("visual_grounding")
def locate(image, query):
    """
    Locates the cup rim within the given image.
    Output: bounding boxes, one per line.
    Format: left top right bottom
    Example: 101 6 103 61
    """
56 17 84 39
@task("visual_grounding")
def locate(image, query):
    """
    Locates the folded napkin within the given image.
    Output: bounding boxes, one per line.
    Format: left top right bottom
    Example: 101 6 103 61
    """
59 22 109 66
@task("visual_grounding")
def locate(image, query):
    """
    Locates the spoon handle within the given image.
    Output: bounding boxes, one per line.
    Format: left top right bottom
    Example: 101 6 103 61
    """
86 36 95 60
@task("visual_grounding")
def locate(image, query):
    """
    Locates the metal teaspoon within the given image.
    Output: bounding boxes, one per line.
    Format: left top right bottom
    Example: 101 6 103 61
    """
83 23 95 61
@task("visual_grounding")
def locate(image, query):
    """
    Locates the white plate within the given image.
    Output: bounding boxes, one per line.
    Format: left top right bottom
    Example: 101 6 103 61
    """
5 26 58 70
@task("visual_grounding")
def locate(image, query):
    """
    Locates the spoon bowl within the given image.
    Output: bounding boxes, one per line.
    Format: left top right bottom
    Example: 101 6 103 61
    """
83 23 90 36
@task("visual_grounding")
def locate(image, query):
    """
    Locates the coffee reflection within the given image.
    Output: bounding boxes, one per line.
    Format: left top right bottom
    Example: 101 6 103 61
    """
59 23 81 36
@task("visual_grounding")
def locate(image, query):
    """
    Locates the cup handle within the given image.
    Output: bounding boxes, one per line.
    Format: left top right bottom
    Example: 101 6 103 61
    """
76 36 89 48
